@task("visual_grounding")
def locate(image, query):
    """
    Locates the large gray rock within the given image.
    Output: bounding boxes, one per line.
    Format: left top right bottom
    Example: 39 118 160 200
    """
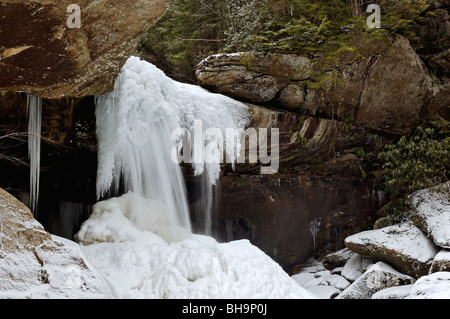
196 36 448 135
406 272 450 299
0 188 110 298
344 222 439 278
371 285 414 299
430 250 450 273
336 261 415 299
409 183 450 249
196 52 311 110
355 35 440 135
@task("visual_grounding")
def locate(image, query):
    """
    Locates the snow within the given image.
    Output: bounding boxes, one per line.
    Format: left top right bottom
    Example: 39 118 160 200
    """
345 221 439 264
336 262 415 299
0 234 110 299
291 260 350 299
95 56 249 235
409 183 450 248
197 52 246 67
76 193 316 299
341 253 365 282
372 285 413 299
406 272 450 299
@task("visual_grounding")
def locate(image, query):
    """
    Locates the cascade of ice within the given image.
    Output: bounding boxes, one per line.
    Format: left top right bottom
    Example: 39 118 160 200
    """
27 95 42 216
95 56 249 237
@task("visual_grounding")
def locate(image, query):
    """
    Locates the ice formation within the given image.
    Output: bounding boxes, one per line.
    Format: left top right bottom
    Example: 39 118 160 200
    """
95 56 249 234
73 57 316 299
27 95 42 215
76 193 316 299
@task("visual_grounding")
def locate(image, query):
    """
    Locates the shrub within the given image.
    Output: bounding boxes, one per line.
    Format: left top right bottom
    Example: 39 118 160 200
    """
378 122 450 216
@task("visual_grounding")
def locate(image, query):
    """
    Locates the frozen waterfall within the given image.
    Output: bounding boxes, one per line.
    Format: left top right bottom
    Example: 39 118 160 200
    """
75 57 315 299
94 56 249 235
27 94 42 216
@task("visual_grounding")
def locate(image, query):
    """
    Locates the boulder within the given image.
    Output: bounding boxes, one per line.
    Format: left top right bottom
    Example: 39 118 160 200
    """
322 248 354 270
344 222 439 278
371 284 414 299
196 36 448 135
336 261 415 299
430 250 450 273
340 253 375 283
0 0 171 98
408 183 450 249
0 188 110 298
355 35 440 135
291 260 350 299
196 52 311 110
406 272 450 299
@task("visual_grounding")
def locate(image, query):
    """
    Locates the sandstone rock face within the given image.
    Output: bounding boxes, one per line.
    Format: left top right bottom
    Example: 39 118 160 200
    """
355 35 441 134
197 36 449 135
206 103 386 270
0 188 109 298
196 52 310 110
0 0 171 98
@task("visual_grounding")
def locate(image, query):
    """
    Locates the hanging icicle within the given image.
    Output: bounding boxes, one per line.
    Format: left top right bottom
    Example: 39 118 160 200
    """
27 94 42 216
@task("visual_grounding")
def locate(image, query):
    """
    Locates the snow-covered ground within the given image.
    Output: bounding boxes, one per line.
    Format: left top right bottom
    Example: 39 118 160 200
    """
294 184 450 299
75 192 316 299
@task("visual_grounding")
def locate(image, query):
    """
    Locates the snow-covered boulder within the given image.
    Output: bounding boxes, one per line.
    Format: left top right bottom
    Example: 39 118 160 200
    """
292 260 350 299
371 284 414 299
0 188 110 298
336 262 415 299
341 253 374 282
344 221 439 278
430 250 450 273
322 248 354 270
406 272 450 299
409 183 450 249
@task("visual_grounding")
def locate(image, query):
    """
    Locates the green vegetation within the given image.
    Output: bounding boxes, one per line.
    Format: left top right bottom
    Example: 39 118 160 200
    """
138 0 433 81
378 119 450 217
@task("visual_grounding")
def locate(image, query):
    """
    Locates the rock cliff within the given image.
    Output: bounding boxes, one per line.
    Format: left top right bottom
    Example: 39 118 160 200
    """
0 0 171 98
195 27 449 270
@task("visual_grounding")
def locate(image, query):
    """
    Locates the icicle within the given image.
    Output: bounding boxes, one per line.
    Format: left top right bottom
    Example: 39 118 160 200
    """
309 218 321 251
27 94 42 216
